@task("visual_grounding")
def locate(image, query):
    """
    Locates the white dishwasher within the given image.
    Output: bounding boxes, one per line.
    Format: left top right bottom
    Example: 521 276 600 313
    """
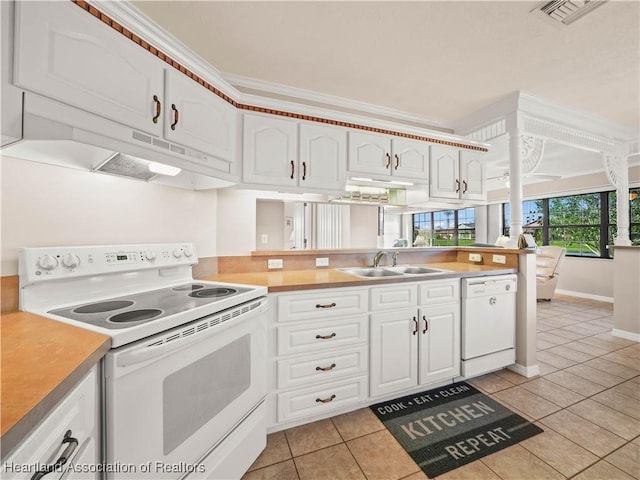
461 274 517 377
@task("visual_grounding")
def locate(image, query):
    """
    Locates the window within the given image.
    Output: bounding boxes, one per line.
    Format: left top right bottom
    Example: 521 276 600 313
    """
502 188 639 258
412 208 475 247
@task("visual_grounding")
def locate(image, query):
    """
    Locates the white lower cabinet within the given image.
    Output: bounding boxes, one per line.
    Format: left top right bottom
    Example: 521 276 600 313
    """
3 367 99 480
271 287 369 425
370 279 461 398
270 279 461 428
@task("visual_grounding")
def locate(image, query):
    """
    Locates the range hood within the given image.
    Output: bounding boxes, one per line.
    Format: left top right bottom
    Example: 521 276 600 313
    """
1 93 235 190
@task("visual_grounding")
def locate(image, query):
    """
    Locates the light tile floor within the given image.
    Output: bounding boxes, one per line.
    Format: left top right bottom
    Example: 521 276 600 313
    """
242 295 639 480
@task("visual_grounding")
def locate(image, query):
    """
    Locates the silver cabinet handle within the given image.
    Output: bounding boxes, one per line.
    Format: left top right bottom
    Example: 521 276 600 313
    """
316 394 336 403
315 332 336 340
316 302 336 309
31 430 78 480
316 363 336 371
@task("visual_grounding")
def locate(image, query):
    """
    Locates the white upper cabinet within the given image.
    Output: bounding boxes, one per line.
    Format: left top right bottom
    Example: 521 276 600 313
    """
14 1 164 137
163 69 237 163
243 114 346 192
459 150 486 201
430 145 461 199
430 145 486 201
298 123 346 191
347 131 429 182
243 114 298 186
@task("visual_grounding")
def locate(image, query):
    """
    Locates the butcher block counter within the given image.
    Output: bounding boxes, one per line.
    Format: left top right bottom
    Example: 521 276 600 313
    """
203 262 517 292
0 311 111 458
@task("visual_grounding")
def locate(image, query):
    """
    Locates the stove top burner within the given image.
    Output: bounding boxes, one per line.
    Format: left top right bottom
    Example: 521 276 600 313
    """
189 287 237 299
172 284 205 292
109 309 163 323
74 300 134 314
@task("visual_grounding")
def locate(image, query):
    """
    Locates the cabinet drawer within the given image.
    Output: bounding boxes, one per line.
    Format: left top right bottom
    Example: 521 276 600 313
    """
276 345 368 390
277 376 368 422
418 279 460 305
277 315 368 356
277 288 368 322
4 368 98 479
370 283 418 310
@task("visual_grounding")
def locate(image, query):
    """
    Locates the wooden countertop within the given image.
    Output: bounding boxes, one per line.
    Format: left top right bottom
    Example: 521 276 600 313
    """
1 311 111 459
203 262 517 292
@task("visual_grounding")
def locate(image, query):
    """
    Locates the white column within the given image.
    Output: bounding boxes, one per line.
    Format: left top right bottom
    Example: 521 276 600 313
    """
508 127 524 244
615 150 631 246
603 144 631 246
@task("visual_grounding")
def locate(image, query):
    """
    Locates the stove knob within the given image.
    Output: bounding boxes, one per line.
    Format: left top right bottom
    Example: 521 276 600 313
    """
37 254 59 271
144 250 157 262
62 253 81 269
173 248 183 258
183 246 193 258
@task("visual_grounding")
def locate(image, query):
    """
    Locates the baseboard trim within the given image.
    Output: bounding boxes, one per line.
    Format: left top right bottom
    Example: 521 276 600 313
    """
612 329 640 342
555 289 614 303
509 363 539 378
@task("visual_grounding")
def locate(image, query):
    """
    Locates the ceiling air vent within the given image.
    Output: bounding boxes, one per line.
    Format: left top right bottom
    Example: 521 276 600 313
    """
532 0 607 27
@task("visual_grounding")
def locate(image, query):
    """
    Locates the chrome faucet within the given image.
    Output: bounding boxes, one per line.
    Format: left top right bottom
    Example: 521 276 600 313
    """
392 251 399 266
372 250 386 267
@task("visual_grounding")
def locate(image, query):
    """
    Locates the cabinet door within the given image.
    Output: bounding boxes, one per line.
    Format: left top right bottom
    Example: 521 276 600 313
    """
391 138 429 181
370 308 418 397
243 114 298 187
164 70 237 165
299 123 346 191
460 150 486 201
14 1 164 137
370 283 418 311
347 131 392 178
418 304 460 385
430 145 461 199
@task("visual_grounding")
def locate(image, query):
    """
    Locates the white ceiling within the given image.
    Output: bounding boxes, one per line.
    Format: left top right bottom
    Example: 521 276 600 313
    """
132 0 639 188
133 0 639 130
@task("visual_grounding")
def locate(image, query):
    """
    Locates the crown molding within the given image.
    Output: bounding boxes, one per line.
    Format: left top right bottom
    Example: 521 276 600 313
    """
223 72 450 131
238 92 489 151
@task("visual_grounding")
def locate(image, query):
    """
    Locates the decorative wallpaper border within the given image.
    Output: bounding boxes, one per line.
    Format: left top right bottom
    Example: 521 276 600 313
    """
72 0 488 152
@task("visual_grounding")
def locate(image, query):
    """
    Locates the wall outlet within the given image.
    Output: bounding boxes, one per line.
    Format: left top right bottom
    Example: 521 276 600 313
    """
469 253 482 262
316 257 329 267
260 234 268 244
493 254 507 264
267 258 283 269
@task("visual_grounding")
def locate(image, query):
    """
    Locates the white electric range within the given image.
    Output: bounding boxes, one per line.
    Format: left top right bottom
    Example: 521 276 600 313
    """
19 243 268 480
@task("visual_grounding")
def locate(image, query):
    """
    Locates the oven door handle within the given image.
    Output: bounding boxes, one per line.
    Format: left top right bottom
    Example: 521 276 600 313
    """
116 301 266 368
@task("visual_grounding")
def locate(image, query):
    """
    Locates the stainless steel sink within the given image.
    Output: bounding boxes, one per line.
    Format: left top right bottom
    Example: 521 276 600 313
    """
339 267 404 278
338 265 450 279
385 265 449 275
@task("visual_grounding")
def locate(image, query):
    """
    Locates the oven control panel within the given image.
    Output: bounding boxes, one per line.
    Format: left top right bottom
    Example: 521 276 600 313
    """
19 243 198 285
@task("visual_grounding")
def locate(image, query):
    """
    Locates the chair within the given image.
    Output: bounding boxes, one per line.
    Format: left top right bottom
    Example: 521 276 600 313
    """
536 246 566 301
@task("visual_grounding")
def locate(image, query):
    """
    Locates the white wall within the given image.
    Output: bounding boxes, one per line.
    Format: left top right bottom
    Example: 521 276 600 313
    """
1 156 218 275
255 200 285 250
557 257 614 301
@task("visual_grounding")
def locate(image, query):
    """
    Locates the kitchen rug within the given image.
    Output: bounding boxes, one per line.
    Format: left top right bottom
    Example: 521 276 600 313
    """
370 381 543 478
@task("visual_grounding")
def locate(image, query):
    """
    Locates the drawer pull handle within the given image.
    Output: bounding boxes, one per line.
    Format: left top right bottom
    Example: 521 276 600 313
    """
316 363 337 371
316 332 337 340
30 430 78 480
489 297 497 305
412 316 418 335
152 95 161 124
316 394 336 403
170 103 179 130
315 302 336 309
423 315 428 334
